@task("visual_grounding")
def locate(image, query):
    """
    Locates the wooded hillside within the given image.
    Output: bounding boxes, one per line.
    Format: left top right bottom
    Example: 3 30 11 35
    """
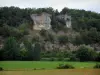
0 6 100 61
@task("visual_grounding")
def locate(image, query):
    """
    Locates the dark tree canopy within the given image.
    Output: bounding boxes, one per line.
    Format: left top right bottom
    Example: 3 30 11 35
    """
2 37 20 60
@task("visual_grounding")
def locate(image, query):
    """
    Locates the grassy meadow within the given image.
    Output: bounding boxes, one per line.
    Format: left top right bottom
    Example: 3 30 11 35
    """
0 61 100 70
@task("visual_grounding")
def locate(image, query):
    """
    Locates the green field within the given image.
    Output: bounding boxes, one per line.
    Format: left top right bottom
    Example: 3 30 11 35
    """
0 61 100 70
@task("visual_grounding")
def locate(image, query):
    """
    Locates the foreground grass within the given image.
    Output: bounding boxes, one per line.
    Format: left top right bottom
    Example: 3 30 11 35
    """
0 61 100 70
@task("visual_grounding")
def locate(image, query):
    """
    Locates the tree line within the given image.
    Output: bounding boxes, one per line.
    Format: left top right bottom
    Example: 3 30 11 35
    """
0 37 100 61
0 6 100 31
0 37 41 61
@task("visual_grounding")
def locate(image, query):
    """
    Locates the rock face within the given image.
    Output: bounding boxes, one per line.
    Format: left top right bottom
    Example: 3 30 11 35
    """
31 12 72 30
31 12 51 30
57 14 71 28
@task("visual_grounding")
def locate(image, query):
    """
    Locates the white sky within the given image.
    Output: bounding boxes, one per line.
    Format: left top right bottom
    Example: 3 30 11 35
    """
0 0 100 13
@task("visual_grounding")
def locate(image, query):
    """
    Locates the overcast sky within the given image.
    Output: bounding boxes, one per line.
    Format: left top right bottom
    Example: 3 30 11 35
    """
0 0 100 13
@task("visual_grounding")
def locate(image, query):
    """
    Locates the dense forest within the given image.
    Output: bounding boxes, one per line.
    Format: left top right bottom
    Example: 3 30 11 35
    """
0 6 100 61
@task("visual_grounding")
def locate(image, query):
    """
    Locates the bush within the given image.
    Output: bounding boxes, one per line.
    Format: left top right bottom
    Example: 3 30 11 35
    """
41 58 51 61
69 54 80 61
63 58 70 61
70 56 80 61
41 58 58 61
94 63 100 68
0 67 3 71
57 64 75 69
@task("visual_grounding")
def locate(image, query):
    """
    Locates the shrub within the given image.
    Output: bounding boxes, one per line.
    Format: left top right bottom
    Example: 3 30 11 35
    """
41 58 58 61
70 55 80 61
63 58 70 61
41 58 51 61
94 63 100 68
57 64 74 69
0 67 3 71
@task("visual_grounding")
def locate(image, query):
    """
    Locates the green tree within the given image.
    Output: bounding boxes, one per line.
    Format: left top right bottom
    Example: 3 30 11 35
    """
3 37 20 60
88 28 100 43
95 52 100 61
0 25 23 39
33 43 41 61
80 28 100 44
20 44 28 60
73 35 84 45
0 48 4 60
76 45 96 61
61 7 69 14
24 40 34 60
